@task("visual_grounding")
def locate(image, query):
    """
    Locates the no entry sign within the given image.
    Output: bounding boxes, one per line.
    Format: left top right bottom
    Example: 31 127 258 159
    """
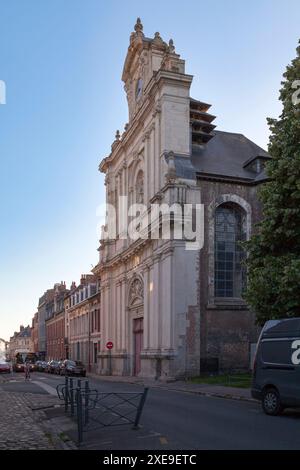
106 341 113 350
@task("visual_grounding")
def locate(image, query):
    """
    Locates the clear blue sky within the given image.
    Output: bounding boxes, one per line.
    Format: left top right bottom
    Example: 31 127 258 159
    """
0 0 299 340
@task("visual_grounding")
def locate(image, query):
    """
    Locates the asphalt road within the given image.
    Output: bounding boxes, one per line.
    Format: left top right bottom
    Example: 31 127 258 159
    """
2 371 300 450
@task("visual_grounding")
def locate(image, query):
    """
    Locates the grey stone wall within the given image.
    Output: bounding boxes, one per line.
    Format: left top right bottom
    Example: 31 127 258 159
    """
198 180 263 373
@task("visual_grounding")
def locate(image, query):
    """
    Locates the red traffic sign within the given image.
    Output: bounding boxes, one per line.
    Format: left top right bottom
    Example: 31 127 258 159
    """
106 341 113 350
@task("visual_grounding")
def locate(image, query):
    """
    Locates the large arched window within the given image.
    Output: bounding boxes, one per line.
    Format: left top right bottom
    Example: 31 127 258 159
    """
214 203 246 298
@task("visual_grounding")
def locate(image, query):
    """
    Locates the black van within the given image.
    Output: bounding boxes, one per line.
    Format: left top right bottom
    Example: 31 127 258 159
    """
252 317 300 415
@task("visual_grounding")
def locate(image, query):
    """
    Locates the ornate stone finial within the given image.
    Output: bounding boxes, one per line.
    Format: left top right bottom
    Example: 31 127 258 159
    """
154 32 162 41
168 39 175 53
115 130 120 141
134 18 143 34
124 123 129 131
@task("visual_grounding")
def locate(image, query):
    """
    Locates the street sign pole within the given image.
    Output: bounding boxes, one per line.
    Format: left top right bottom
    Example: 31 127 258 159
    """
106 341 113 376
108 349 112 376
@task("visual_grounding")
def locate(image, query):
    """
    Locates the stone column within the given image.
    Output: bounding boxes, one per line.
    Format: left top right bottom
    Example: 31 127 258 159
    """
116 280 121 352
143 135 148 204
103 283 110 351
155 108 162 191
150 129 155 198
149 255 160 350
120 277 126 352
153 122 159 195
144 131 151 201
161 249 173 350
142 264 150 350
109 281 115 344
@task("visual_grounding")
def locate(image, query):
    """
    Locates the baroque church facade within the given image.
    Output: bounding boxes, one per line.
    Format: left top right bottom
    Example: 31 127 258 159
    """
93 20 269 379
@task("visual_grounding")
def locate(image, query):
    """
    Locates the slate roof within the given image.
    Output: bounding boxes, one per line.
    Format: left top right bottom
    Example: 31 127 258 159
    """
16 326 31 338
170 130 270 184
191 131 270 182
191 130 270 183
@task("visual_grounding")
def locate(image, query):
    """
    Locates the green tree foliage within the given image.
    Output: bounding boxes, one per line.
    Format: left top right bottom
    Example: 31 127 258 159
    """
244 40 300 325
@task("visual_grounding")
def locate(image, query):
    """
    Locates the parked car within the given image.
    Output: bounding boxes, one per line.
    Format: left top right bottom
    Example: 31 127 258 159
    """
46 360 60 374
55 361 64 374
59 359 86 377
36 361 47 372
0 362 10 374
252 317 300 415
40 361 48 372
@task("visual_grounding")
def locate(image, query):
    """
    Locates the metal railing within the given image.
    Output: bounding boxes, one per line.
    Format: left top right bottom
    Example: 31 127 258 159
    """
56 376 148 444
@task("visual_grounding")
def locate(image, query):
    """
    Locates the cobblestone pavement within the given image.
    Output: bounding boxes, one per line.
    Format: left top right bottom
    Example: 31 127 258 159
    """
0 376 76 450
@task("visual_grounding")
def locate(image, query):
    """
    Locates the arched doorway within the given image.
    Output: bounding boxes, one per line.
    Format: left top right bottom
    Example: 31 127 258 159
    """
128 276 144 376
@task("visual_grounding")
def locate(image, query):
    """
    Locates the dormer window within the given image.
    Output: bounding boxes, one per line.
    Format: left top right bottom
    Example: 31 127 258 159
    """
243 155 271 174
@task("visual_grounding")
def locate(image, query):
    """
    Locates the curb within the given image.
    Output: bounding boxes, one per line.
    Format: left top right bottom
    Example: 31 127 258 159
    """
86 373 256 403
168 388 256 403
144 383 256 403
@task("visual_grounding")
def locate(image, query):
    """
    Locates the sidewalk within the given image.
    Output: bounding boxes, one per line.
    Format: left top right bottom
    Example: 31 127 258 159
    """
86 373 255 403
0 376 77 450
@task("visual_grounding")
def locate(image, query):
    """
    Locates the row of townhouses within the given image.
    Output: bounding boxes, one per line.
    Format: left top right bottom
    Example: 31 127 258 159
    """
8 20 269 379
8 275 101 374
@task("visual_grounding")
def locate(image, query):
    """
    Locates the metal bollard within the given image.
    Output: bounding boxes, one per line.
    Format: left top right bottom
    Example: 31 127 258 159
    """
76 387 83 445
65 376 69 412
77 378 81 390
133 388 149 429
84 380 89 425
70 378 74 416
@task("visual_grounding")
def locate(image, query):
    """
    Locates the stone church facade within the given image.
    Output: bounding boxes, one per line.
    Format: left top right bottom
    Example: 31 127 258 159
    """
93 20 269 379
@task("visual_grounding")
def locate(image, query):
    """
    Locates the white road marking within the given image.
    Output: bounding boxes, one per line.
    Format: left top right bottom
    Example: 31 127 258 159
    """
32 380 57 396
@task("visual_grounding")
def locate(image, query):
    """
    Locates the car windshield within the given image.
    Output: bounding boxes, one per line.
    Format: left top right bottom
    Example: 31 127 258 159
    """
67 361 76 366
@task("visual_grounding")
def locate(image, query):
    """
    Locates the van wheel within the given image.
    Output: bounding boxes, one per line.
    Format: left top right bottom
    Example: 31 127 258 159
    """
262 388 283 416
